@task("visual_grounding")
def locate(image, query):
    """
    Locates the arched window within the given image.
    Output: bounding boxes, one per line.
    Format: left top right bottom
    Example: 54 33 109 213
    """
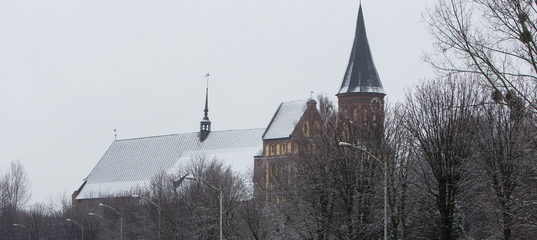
302 121 310 137
265 144 270 156
287 142 292 154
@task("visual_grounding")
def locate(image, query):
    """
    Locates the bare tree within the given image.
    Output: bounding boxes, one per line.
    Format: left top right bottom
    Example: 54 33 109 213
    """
424 0 537 111
0 160 31 239
383 103 422 240
169 157 250 239
0 160 31 209
402 76 481 240
460 86 537 239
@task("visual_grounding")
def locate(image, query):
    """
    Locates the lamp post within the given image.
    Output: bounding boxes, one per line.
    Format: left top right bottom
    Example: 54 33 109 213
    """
13 224 30 240
339 142 387 240
66 219 84 240
186 177 223 240
99 203 123 240
133 194 161 240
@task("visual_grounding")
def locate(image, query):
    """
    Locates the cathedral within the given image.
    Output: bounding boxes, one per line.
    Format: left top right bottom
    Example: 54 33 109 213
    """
72 4 385 205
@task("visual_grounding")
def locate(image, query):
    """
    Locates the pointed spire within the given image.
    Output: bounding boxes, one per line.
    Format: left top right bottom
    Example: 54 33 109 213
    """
200 73 211 142
338 4 385 95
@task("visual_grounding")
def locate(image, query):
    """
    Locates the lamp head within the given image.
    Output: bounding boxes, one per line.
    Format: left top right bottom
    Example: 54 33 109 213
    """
173 173 189 188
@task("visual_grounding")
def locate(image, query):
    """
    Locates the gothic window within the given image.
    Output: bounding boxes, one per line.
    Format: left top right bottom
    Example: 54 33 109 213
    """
364 109 368 125
302 121 310 137
265 145 270 156
314 121 321 133
287 142 292 154
341 121 352 142
265 163 269 189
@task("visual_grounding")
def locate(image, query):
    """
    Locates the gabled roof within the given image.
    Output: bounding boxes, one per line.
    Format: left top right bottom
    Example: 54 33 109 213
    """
76 128 264 200
338 5 385 95
263 100 309 140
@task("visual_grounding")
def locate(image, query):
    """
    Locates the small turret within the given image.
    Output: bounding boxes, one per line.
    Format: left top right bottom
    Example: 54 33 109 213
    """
200 73 211 142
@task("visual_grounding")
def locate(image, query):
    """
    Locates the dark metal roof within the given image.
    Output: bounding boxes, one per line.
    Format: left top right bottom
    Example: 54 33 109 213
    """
338 5 385 95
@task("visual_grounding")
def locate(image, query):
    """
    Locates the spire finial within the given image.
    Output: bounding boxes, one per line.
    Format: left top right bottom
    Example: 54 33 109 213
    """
204 73 210 119
205 73 210 89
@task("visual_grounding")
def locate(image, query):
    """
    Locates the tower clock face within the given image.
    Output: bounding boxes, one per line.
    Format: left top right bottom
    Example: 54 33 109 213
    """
370 97 381 112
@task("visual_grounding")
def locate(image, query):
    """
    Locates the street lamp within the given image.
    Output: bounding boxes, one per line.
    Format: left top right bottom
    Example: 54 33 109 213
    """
133 194 161 240
186 177 223 240
66 219 84 240
339 141 387 240
13 224 30 240
99 203 123 240
88 212 106 221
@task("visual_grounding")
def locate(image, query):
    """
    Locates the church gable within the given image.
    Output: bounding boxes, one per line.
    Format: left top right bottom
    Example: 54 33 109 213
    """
254 99 321 202
260 99 320 158
262 99 321 140
289 99 321 139
262 100 309 140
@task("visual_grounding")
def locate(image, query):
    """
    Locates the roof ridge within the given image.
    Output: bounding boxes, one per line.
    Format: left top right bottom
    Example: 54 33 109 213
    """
115 128 266 142
281 99 310 104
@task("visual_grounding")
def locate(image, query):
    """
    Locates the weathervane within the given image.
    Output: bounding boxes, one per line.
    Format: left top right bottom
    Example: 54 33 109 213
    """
205 73 210 90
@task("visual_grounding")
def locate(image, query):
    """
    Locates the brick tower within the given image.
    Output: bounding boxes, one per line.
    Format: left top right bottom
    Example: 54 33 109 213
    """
337 5 386 128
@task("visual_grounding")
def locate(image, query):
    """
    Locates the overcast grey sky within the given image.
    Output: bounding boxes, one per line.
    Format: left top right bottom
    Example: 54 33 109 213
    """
1 0 433 204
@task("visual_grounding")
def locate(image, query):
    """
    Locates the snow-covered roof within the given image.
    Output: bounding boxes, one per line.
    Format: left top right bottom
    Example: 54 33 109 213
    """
263 100 308 140
76 128 264 200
